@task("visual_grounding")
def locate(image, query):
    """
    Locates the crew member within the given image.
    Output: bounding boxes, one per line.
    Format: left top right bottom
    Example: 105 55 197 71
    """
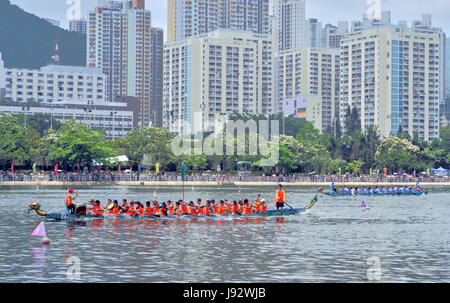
274 184 285 211
65 189 78 214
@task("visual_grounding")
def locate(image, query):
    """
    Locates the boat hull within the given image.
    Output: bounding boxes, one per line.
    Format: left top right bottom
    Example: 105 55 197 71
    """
44 208 305 220
323 191 428 197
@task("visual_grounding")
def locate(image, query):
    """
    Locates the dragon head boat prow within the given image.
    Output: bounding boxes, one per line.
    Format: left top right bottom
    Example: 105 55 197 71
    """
28 202 47 217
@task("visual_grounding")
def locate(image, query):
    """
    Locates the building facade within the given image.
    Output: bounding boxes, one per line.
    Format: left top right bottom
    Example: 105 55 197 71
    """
164 30 273 134
69 18 87 33
0 53 5 99
87 0 158 126
151 27 164 128
273 0 306 51
167 0 270 42
3 64 106 104
274 47 340 133
281 95 322 131
340 25 442 141
0 98 140 139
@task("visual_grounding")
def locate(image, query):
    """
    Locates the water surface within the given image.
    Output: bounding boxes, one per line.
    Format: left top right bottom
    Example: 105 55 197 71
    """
0 185 449 282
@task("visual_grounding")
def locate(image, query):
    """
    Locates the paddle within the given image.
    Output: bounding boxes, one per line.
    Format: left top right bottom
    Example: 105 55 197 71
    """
284 201 298 214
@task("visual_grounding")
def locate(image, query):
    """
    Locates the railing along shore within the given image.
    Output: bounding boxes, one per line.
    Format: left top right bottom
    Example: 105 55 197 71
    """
1 173 449 186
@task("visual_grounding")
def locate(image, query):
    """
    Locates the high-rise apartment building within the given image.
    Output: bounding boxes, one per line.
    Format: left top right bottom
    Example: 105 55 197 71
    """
69 18 87 33
340 25 442 141
0 53 5 99
273 0 306 51
87 0 159 126
274 47 340 133
167 0 270 42
164 29 273 134
151 27 164 128
305 18 322 48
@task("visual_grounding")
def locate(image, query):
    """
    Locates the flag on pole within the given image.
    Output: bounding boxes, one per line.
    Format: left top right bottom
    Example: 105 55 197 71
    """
130 166 133 172
11 163 14 174
155 163 160 174
54 164 58 175
370 168 372 176
32 163 37 174
31 222 46 237
118 164 121 174
427 168 430 177
384 168 387 177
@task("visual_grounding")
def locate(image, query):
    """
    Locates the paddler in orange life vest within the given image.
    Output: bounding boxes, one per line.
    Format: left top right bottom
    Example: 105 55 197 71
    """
127 201 137 216
92 200 105 216
274 184 285 211
65 188 79 214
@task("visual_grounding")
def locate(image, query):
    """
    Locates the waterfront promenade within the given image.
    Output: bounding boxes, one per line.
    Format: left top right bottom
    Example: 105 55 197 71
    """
1 173 449 187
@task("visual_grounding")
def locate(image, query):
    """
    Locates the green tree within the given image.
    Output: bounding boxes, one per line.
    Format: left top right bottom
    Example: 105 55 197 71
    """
39 119 114 170
0 114 34 169
375 136 423 172
117 126 175 170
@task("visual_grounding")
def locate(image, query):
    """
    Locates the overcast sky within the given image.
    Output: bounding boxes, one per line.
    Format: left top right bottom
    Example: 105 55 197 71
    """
9 0 450 40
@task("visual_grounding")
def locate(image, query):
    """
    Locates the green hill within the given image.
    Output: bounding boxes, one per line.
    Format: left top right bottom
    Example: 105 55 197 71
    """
0 0 85 69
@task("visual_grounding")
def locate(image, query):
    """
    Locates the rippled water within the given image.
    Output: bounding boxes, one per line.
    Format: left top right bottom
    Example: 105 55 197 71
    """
0 185 449 283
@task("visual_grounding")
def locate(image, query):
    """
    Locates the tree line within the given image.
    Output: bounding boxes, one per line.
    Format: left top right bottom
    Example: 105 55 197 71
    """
0 110 449 174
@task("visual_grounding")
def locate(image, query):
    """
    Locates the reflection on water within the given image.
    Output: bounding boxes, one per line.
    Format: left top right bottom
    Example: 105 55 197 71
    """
0 186 449 282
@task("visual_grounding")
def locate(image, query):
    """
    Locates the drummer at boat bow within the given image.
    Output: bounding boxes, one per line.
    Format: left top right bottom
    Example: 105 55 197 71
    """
65 189 78 214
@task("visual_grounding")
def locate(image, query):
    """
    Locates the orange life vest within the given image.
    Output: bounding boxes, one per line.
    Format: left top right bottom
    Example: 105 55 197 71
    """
168 206 175 216
175 206 183 216
138 206 145 216
245 204 253 214
218 205 226 215
93 205 104 216
146 207 153 216
110 205 120 215
127 205 137 216
153 206 162 216
197 204 205 215
65 194 73 207
181 205 189 215
254 204 261 212
189 206 197 216
261 204 268 213
233 205 240 214
275 190 285 203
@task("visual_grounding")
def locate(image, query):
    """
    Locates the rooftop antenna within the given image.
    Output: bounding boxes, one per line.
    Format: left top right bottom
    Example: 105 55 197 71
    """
52 38 60 65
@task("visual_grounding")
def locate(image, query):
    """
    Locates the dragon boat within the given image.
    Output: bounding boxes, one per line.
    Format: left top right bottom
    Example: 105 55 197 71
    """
28 195 318 220
321 191 428 197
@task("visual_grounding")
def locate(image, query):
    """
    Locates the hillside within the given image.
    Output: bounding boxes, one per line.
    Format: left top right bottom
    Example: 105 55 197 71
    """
0 0 85 69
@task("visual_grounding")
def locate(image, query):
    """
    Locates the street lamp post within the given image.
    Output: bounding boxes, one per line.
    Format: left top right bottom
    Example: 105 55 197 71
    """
22 106 30 128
